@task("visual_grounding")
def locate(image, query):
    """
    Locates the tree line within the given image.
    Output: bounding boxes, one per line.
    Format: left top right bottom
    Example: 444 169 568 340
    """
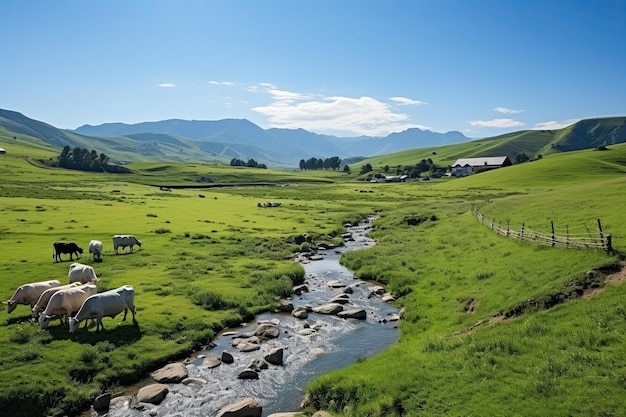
299 156 346 172
56 146 131 173
230 158 267 169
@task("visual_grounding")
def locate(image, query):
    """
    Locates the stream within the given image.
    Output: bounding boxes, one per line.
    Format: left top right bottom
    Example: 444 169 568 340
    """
96 216 400 416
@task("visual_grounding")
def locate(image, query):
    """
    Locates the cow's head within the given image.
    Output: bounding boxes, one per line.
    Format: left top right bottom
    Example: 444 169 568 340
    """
77 248 84 254
68 317 80 334
38 314 52 330
4 300 17 314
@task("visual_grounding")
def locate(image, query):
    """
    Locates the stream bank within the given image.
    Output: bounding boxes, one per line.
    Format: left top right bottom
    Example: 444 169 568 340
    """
90 216 400 417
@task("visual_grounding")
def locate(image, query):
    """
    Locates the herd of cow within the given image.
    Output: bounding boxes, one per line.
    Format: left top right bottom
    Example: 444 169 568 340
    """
3 235 142 334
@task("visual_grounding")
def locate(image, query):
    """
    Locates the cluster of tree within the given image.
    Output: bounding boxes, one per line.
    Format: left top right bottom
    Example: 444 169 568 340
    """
362 158 441 179
56 146 131 173
299 156 342 171
230 158 267 169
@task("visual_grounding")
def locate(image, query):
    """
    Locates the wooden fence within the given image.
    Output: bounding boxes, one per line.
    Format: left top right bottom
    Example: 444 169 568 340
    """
471 205 612 253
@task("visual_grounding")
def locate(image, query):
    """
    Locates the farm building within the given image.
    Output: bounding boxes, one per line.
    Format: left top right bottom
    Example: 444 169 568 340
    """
450 156 512 176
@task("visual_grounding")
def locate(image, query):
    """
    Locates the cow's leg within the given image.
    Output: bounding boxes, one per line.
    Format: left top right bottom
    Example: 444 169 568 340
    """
96 318 103 331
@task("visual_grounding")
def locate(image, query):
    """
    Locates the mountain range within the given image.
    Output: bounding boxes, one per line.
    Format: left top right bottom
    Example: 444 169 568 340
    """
1 108 626 168
0 109 468 167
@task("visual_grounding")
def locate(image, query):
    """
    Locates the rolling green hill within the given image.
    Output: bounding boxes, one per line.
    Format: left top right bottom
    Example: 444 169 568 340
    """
357 116 626 171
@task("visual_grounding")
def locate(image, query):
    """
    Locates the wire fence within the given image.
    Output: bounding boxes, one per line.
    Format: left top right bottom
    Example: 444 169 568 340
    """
471 205 612 253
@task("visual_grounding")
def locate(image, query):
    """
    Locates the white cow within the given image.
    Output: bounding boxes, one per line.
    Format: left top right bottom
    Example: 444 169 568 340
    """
68 262 98 284
39 283 97 329
69 285 136 333
112 235 142 255
32 282 82 318
3 280 60 314
88 240 103 262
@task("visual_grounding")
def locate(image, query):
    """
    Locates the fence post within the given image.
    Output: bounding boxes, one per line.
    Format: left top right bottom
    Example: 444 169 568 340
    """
566 225 569 248
551 220 555 247
598 219 606 251
507 220 510 237
521 223 525 240
606 234 613 253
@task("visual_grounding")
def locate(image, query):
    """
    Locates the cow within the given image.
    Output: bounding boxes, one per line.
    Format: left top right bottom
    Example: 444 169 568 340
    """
88 240 103 262
53 241 83 262
38 283 97 329
4 280 60 314
32 282 82 318
68 285 136 333
68 262 98 284
112 235 142 255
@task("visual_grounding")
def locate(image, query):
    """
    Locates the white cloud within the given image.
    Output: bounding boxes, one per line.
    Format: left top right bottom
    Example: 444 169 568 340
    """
494 106 523 114
158 83 176 88
532 119 579 130
469 118 525 128
208 80 236 86
253 94 428 136
390 96 426 106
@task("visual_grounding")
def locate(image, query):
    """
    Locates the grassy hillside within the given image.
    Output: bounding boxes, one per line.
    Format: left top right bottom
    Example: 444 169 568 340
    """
1 132 626 416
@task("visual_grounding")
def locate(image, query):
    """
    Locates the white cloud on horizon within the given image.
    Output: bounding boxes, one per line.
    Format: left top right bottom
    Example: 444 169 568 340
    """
532 119 579 130
469 118 525 128
253 94 428 136
206 80 429 135
158 83 176 88
390 96 426 106
494 106 523 114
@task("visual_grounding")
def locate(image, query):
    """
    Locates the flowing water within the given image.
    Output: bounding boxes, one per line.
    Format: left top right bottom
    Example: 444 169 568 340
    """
97 217 400 416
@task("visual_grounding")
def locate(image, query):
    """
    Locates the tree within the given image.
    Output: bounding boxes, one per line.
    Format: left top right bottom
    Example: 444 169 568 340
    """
299 159 306 171
343 164 351 174
360 163 373 175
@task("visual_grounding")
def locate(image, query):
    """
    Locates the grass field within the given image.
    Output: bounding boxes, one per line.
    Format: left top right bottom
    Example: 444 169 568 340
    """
1 134 626 416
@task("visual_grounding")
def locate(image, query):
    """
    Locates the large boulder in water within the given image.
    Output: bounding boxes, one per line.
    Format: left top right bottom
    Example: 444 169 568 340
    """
312 303 344 315
265 347 284 365
150 362 188 383
217 397 263 417
254 322 280 339
137 384 169 404
337 309 367 320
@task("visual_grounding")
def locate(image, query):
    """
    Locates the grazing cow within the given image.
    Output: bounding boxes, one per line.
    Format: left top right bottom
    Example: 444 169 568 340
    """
53 241 83 262
39 283 97 329
68 262 98 284
88 240 103 262
68 285 136 333
4 280 60 314
32 282 82 318
112 235 142 255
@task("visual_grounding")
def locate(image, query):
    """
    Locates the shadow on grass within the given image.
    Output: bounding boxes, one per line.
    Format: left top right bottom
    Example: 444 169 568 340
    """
48 320 142 346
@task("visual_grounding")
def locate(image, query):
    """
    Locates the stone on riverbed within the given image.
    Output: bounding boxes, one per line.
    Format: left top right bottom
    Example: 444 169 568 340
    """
137 383 169 404
327 280 346 288
222 351 235 364
254 322 280 339
203 354 222 368
312 303 344 315
182 377 207 385
265 347 284 365
292 307 308 319
217 397 263 417
150 362 188 383
93 392 111 411
238 368 260 379
337 308 367 320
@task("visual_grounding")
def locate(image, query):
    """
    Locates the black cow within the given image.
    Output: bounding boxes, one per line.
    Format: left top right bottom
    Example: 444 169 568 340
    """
52 242 84 262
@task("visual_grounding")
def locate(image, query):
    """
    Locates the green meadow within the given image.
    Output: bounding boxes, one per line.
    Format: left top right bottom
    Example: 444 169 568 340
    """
1 132 626 417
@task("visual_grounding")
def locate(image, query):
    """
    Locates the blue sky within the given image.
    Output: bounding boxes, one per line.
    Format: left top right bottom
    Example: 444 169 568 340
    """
2 1 625 138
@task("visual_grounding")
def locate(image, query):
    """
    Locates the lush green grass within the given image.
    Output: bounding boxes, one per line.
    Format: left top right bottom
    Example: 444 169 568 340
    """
2 134 626 416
